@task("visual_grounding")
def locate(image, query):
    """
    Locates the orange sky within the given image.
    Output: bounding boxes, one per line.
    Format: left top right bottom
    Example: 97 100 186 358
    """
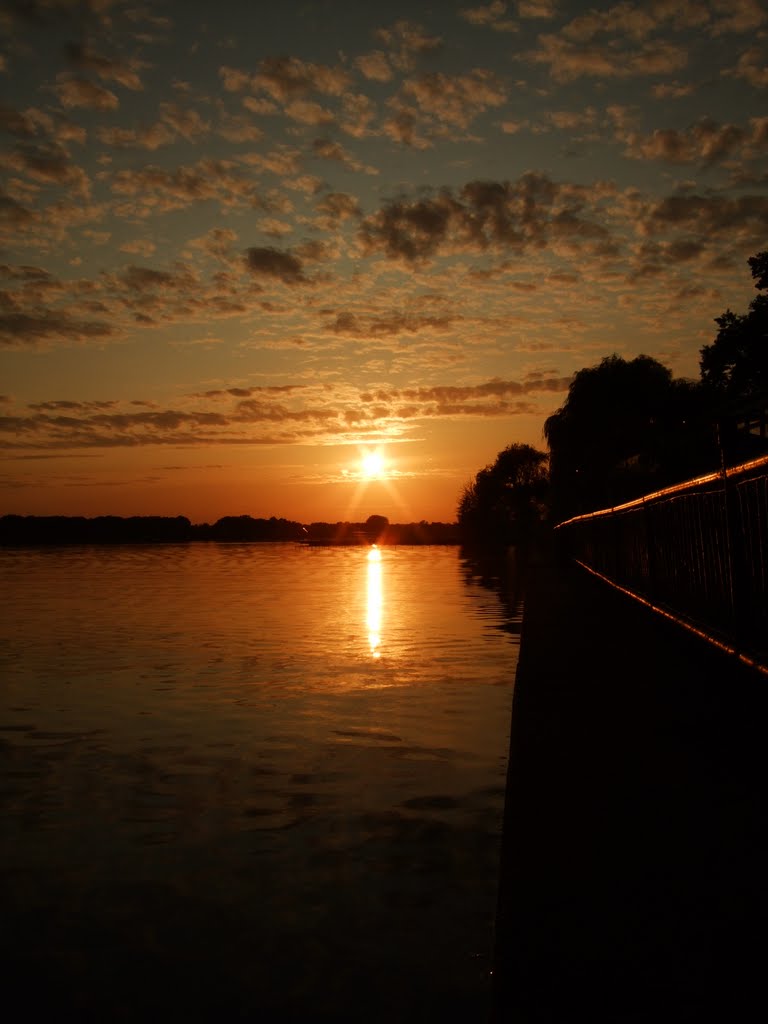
2 1 766 523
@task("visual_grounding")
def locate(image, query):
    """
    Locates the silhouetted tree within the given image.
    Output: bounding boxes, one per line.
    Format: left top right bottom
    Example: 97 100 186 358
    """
700 250 768 399
364 514 389 541
457 443 548 548
545 354 718 519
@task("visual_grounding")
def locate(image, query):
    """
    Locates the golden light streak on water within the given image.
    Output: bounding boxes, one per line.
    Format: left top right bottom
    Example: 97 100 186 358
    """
367 545 382 658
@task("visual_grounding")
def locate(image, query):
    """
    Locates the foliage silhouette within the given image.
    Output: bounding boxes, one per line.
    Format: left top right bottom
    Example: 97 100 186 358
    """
363 514 389 541
700 250 768 400
457 443 548 548
544 354 718 519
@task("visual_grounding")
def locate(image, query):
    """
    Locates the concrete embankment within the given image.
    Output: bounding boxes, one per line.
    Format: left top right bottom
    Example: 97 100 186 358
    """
493 559 765 1023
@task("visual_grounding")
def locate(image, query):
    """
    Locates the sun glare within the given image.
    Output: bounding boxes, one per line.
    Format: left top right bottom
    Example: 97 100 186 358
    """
361 448 385 479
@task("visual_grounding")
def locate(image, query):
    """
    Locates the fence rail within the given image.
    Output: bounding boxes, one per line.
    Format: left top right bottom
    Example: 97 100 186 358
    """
555 455 768 672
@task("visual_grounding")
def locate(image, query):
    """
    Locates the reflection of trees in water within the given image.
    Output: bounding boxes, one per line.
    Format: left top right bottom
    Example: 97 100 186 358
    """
459 546 524 635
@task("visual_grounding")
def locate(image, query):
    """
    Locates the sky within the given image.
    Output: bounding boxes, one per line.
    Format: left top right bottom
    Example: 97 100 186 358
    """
1 0 767 525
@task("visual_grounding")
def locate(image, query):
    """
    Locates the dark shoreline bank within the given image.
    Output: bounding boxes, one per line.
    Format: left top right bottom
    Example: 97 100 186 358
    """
0 514 459 546
493 557 765 1022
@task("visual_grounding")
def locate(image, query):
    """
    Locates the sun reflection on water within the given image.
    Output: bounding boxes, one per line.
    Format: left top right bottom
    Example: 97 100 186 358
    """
367 545 382 658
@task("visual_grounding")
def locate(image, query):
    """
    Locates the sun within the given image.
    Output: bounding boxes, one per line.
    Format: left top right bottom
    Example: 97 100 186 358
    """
360 448 385 479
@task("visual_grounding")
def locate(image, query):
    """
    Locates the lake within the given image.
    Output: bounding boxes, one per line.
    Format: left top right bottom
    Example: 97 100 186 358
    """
0 543 521 1022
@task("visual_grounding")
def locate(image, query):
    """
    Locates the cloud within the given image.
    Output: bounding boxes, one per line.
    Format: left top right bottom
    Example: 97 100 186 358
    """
727 45 768 87
240 146 302 175
283 99 335 126
97 122 175 150
546 107 597 130
96 102 210 150
517 0 557 16
524 1 765 88
28 399 117 411
118 264 197 293
618 117 757 164
527 33 688 82
381 108 432 149
219 53 350 99
216 111 264 143
257 218 293 238
194 385 302 400
48 112 86 144
399 69 506 130
359 190 460 262
354 51 393 82
0 311 117 348
0 191 34 230
639 192 768 238
54 74 119 110
219 66 255 92
110 159 263 215
311 137 378 174
244 246 306 284
64 42 144 90
523 4 702 82
119 238 157 257
358 174 611 265
255 55 351 100
0 374 569 452
313 192 362 226
375 20 443 71
0 102 39 137
360 376 570 419
709 0 766 37
459 2 517 32
629 238 708 281
1 142 91 197
339 93 378 138
652 81 694 98
608 113 768 175
327 311 460 337
156 102 210 142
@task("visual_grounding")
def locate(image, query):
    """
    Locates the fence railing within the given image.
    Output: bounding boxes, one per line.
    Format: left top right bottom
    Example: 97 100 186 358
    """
555 454 768 672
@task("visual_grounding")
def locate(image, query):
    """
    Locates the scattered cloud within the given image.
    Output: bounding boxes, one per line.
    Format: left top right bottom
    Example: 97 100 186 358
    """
0 374 570 452
311 137 378 174
526 33 688 82
64 42 145 91
727 45 768 88
358 174 612 265
54 74 119 111
400 69 507 130
459 2 518 32
119 238 157 257
244 246 307 285
375 20 443 71
0 311 117 348
110 159 264 215
617 116 768 165
355 51 393 83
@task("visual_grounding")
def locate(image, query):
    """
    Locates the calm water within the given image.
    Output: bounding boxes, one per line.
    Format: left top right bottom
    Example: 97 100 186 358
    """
0 543 521 1021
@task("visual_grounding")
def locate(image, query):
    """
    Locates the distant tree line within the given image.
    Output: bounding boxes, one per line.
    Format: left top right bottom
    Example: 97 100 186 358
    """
458 249 768 544
0 513 459 546
306 515 458 545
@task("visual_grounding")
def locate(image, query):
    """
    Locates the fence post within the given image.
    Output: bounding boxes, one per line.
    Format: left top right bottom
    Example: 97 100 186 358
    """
723 473 750 648
644 498 656 604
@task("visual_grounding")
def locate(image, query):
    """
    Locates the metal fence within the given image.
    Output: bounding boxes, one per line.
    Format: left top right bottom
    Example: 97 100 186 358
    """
555 454 768 671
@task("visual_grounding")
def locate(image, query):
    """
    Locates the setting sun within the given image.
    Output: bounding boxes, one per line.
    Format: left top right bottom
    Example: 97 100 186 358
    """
361 449 386 479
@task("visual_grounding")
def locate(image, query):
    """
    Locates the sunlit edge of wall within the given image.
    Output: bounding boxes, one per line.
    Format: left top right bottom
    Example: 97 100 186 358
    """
573 557 768 678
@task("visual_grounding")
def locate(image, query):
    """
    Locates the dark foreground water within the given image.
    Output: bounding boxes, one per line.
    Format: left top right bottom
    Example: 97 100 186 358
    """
0 543 521 1021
